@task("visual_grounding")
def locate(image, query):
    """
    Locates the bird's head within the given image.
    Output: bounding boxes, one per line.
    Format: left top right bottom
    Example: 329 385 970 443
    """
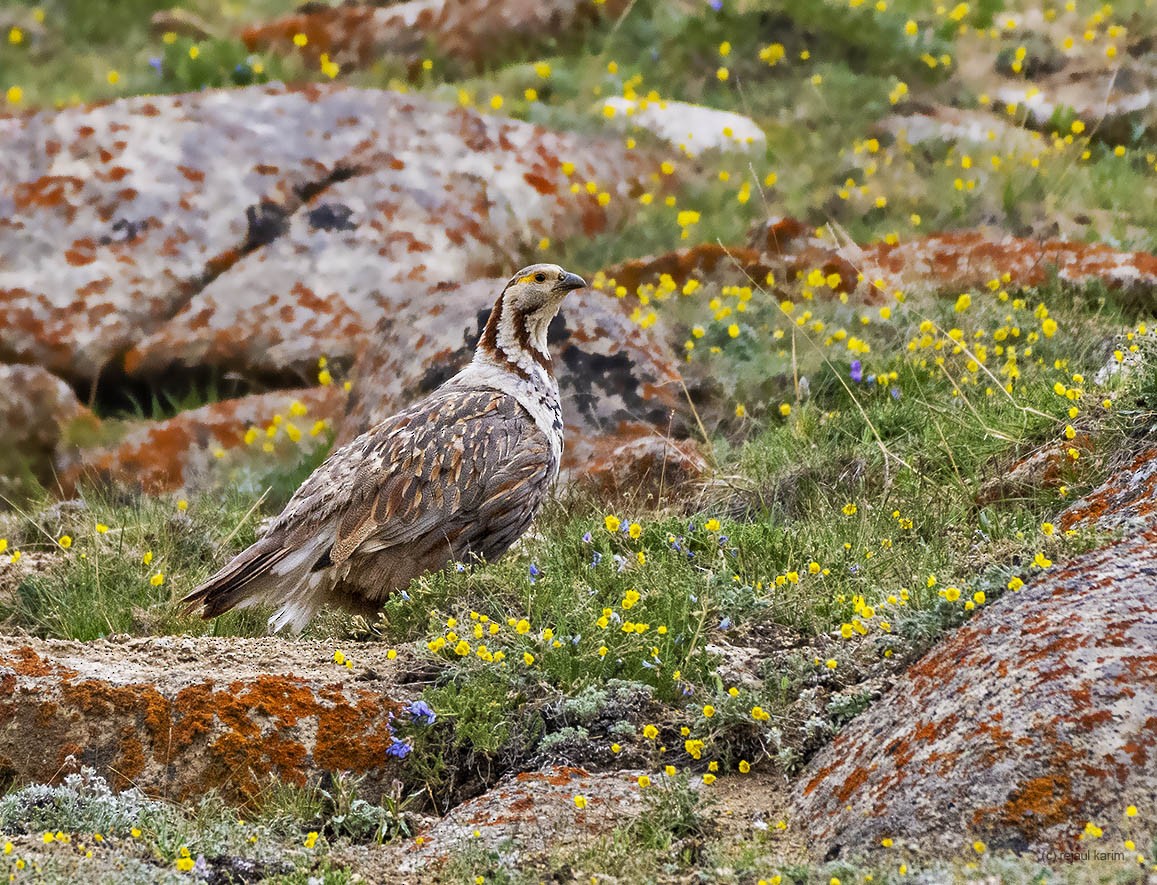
476 263 586 377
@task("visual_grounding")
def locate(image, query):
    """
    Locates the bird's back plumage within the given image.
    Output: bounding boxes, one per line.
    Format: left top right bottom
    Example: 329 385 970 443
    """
182 263 585 632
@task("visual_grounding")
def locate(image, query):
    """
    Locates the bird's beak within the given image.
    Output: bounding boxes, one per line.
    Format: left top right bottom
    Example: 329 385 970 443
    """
554 271 587 293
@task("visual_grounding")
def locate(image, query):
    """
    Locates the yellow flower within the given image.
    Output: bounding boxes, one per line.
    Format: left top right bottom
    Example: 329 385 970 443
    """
58 535 73 549
738 759 751 773
642 724 658 739
522 651 535 666
779 402 791 416
604 514 621 533
1032 552 1052 569
842 503 857 516
292 32 308 47
735 403 747 418
702 704 715 718
973 840 986 853
637 775 651 788
6 85 24 105
96 523 109 534
703 773 717 784
628 522 643 539
573 795 588 809
704 518 722 532
150 572 165 586
825 658 838 670
304 831 319 848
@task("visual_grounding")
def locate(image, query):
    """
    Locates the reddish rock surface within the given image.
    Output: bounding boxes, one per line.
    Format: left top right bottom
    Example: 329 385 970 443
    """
0 637 410 805
242 0 628 72
792 486 1157 858
57 386 346 495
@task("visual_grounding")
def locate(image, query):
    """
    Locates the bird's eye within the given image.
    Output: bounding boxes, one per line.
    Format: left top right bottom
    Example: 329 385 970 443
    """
534 272 546 282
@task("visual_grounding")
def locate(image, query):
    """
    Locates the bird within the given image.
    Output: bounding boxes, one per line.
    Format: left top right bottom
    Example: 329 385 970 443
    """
181 263 587 633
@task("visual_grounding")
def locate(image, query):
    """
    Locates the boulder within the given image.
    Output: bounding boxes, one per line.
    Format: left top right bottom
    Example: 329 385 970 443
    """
0 364 93 489
397 764 647 872
340 279 705 491
0 82 650 389
240 0 629 72
0 637 410 805
599 97 767 156
792 488 1157 857
57 386 345 495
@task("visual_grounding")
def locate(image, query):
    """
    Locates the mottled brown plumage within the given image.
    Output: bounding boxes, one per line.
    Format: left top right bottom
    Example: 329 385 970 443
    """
182 264 586 632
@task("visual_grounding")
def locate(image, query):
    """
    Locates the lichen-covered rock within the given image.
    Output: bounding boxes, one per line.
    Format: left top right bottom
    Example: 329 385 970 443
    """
58 386 345 495
241 0 628 72
339 279 705 489
792 524 1157 858
600 97 767 156
1060 446 1157 533
0 364 92 486
0 82 650 388
398 765 647 872
0 637 409 805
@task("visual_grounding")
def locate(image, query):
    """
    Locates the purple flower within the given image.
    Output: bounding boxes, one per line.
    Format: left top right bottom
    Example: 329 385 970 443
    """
386 737 412 759
850 360 863 383
890 387 902 400
148 57 163 75
529 563 541 583
582 531 592 543
590 551 603 567
405 700 436 726
708 0 723 9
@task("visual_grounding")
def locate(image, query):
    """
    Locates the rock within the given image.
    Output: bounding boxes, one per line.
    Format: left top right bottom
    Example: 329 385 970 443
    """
1060 445 1157 533
991 54 1157 144
0 82 649 390
0 364 93 489
241 0 628 72
745 224 1157 304
599 97 767 156
397 764 647 871
149 8 217 40
792 524 1157 858
58 386 345 495
873 106 1040 152
339 279 706 491
0 637 410 805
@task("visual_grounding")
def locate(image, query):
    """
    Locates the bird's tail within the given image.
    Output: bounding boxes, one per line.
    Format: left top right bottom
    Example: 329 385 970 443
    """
181 533 330 633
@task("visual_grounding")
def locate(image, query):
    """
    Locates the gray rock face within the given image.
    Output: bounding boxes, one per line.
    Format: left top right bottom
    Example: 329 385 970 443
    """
0 82 648 389
792 455 1157 859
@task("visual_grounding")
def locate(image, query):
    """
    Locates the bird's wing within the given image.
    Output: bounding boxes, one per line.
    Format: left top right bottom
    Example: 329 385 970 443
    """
275 385 549 565
183 385 552 629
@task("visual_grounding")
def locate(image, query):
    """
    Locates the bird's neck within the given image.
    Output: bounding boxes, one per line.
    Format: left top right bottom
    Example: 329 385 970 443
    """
474 291 554 382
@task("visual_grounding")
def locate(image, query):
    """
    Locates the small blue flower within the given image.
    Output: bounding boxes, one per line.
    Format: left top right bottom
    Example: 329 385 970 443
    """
148 57 163 75
399 589 411 601
708 0 723 9
850 360 863 383
590 551 603 567
582 531 592 543
529 563 541 583
405 700 436 726
719 616 732 630
386 737 412 759
890 386 902 400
